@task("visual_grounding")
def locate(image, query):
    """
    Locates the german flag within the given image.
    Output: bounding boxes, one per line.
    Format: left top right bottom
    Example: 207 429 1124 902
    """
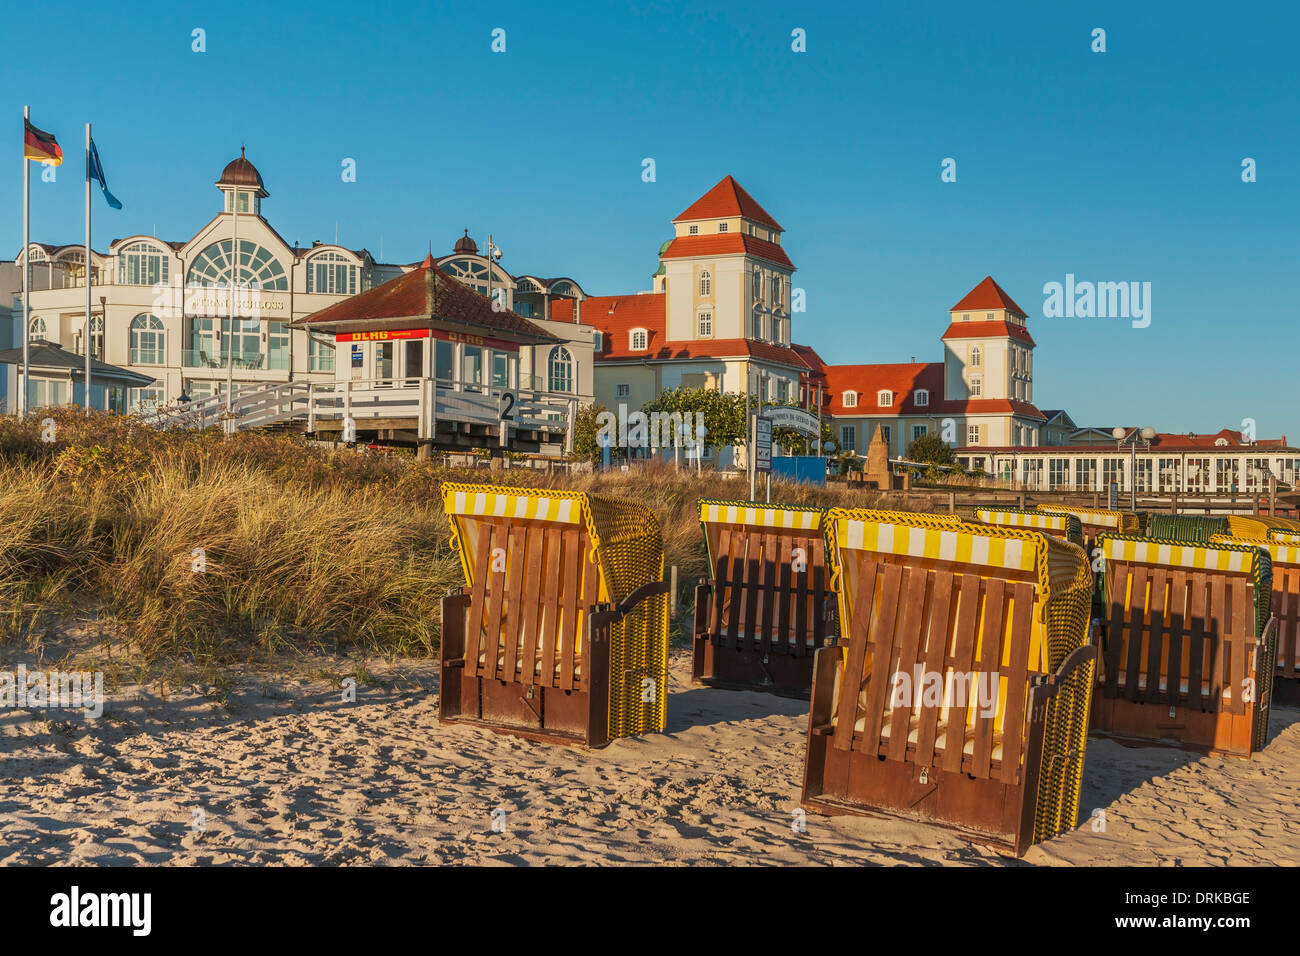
24 118 62 166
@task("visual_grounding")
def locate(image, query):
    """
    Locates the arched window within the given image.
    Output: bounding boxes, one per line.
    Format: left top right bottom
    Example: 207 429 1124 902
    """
970 345 982 367
89 315 103 360
305 251 357 295
440 256 511 296
698 310 712 337
842 391 858 408
118 241 170 286
129 313 165 365
30 316 47 338
698 269 711 296
548 346 573 393
630 328 647 351
878 390 893 407
186 239 288 290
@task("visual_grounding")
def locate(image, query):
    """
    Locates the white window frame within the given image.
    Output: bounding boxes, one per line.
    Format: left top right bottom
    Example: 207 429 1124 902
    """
698 269 711 297
616 383 630 398
914 389 929 407
630 328 647 351
967 425 980 445
697 310 713 337
970 377 982 397
717 222 729 233
842 390 858 408
877 390 893 407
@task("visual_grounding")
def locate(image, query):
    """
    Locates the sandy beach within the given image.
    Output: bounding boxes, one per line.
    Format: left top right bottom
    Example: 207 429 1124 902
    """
3 649 1298 866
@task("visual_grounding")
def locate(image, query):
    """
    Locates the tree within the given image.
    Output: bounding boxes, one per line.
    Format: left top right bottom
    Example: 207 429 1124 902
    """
570 402 608 464
905 433 955 467
642 387 748 452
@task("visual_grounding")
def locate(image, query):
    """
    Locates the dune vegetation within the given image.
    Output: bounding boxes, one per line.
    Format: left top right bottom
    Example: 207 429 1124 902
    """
0 409 889 668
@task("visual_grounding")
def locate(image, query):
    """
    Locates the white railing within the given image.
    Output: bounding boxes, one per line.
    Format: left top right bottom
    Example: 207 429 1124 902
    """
139 376 581 449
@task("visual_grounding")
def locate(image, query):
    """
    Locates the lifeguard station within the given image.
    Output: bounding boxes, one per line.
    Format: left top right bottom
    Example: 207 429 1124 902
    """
801 510 1096 856
439 483 669 747
1092 533 1276 756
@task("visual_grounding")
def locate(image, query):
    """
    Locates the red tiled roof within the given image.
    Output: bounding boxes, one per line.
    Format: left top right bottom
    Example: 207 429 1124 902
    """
934 398 1047 420
553 293 666 359
961 428 1293 453
941 320 1036 346
822 363 946 415
673 176 783 231
791 343 828 379
660 233 794 269
294 259 557 341
951 276 1027 317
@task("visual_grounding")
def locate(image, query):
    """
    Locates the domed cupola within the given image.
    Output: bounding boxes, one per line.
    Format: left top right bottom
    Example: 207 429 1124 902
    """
453 229 479 255
216 146 268 214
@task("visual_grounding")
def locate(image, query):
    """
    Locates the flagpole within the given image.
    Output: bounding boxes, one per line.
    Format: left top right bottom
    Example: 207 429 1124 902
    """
226 175 238 427
84 123 92 416
20 106 30 417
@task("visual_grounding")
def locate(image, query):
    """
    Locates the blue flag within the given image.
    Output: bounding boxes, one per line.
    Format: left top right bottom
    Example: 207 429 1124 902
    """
88 139 122 210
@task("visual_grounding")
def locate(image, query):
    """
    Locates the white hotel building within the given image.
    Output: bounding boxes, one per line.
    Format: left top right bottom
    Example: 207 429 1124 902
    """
8 150 590 413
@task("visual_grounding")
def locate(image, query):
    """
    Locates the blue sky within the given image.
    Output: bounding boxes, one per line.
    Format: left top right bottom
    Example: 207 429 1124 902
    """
4 1 1297 438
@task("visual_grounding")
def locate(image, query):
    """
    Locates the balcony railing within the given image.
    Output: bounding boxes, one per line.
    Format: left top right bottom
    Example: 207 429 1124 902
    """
182 349 290 371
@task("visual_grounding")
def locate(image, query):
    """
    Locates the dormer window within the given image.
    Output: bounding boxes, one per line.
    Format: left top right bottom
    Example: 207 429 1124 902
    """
630 328 647 351
914 389 929 407
878 390 893 407
1215 438 1229 446
717 222 728 233
842 391 858 408
593 331 603 352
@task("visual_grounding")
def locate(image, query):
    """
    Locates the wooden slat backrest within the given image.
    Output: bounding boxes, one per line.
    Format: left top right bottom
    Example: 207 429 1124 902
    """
1280 566 1300 678
461 516 599 691
1102 558 1258 711
706 523 829 652
832 550 1041 782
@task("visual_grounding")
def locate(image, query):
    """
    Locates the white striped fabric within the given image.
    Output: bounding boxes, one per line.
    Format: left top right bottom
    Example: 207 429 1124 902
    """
448 489 583 524
699 502 821 530
977 509 1069 531
1040 506 1123 527
835 518 1036 571
1101 537 1254 573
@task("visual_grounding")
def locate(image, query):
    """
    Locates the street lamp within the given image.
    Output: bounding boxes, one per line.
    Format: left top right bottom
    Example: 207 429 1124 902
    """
1113 426 1156 511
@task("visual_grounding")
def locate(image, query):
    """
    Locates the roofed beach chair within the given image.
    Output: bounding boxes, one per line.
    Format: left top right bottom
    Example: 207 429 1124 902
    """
1145 514 1229 543
1092 533 1276 756
1037 504 1140 557
692 503 960 697
974 506 1084 549
439 483 669 747
801 510 1096 856
692 499 834 697
1215 527 1300 705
